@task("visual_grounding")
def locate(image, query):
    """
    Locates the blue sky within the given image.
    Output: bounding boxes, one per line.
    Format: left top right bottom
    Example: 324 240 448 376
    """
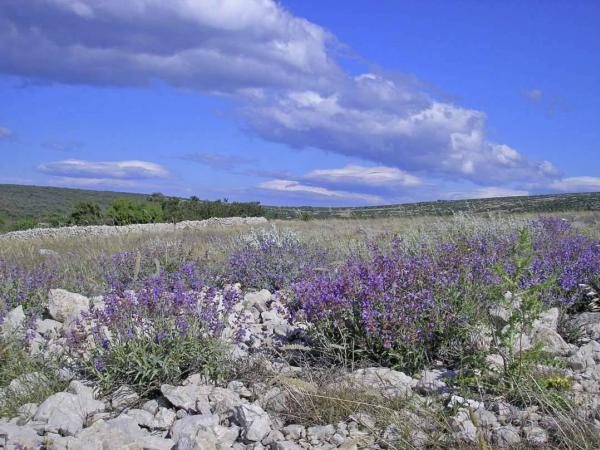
0 0 598 206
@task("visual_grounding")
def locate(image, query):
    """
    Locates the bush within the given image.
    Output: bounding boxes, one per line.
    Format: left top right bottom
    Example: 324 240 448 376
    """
70 274 242 394
87 328 226 395
45 213 70 227
70 201 103 225
10 217 38 231
529 217 600 305
107 198 163 225
0 259 59 318
160 196 265 222
292 220 600 372
228 227 329 290
292 238 494 372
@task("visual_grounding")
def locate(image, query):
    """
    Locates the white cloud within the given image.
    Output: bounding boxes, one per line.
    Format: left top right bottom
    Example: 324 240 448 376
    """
446 186 529 200
47 177 139 188
305 164 422 187
246 74 560 185
0 1 567 191
0 0 339 93
259 179 382 203
0 126 13 140
549 176 600 192
37 159 169 179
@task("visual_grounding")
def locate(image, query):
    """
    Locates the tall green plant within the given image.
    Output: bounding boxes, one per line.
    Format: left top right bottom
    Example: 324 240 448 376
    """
492 228 555 378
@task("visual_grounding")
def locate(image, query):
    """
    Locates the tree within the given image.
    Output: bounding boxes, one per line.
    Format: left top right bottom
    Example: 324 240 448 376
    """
148 192 165 202
70 202 103 225
11 217 38 231
161 197 183 223
107 198 163 225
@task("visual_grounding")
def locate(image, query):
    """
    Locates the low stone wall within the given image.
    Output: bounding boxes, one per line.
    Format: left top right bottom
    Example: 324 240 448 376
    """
0 216 268 241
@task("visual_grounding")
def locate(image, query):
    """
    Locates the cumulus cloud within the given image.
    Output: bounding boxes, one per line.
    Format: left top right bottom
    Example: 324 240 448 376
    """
259 179 381 203
180 152 255 169
0 0 340 93
0 126 13 140
305 164 422 187
245 74 560 185
1 1 566 192
548 176 600 192
37 159 170 179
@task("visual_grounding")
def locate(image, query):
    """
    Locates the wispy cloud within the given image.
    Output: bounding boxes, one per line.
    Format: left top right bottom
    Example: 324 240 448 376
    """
180 152 255 170
446 186 529 200
523 88 543 101
46 177 139 188
0 126 13 140
42 141 84 152
37 159 170 179
305 164 422 187
259 179 382 203
522 88 569 117
241 168 294 179
549 176 600 192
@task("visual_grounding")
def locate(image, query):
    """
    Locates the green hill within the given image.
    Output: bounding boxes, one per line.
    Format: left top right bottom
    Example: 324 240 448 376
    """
0 184 148 225
1 184 599 227
266 191 600 219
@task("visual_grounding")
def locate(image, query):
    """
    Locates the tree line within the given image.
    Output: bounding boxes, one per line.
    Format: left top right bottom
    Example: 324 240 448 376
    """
0 194 265 231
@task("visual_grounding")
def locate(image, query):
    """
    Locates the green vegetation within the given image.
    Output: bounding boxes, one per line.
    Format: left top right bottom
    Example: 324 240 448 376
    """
0 336 67 417
154 195 263 223
1 184 599 232
86 330 227 396
70 201 104 225
1 212 600 448
0 184 147 227
267 191 600 219
0 184 265 231
107 198 164 225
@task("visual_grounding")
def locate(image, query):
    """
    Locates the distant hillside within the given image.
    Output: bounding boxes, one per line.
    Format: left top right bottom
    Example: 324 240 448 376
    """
1 184 599 225
0 184 148 224
267 191 600 219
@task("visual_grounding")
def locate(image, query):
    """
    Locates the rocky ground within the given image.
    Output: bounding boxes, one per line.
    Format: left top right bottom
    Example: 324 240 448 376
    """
0 217 268 241
1 286 600 449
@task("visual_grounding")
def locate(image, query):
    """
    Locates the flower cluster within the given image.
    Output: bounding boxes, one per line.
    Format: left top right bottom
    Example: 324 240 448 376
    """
71 270 243 354
529 217 600 304
291 218 600 370
0 259 59 320
228 227 329 290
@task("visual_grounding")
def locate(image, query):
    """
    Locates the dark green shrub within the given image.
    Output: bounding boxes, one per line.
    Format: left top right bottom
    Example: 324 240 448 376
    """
10 217 38 231
70 201 103 225
300 211 313 221
107 198 163 225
